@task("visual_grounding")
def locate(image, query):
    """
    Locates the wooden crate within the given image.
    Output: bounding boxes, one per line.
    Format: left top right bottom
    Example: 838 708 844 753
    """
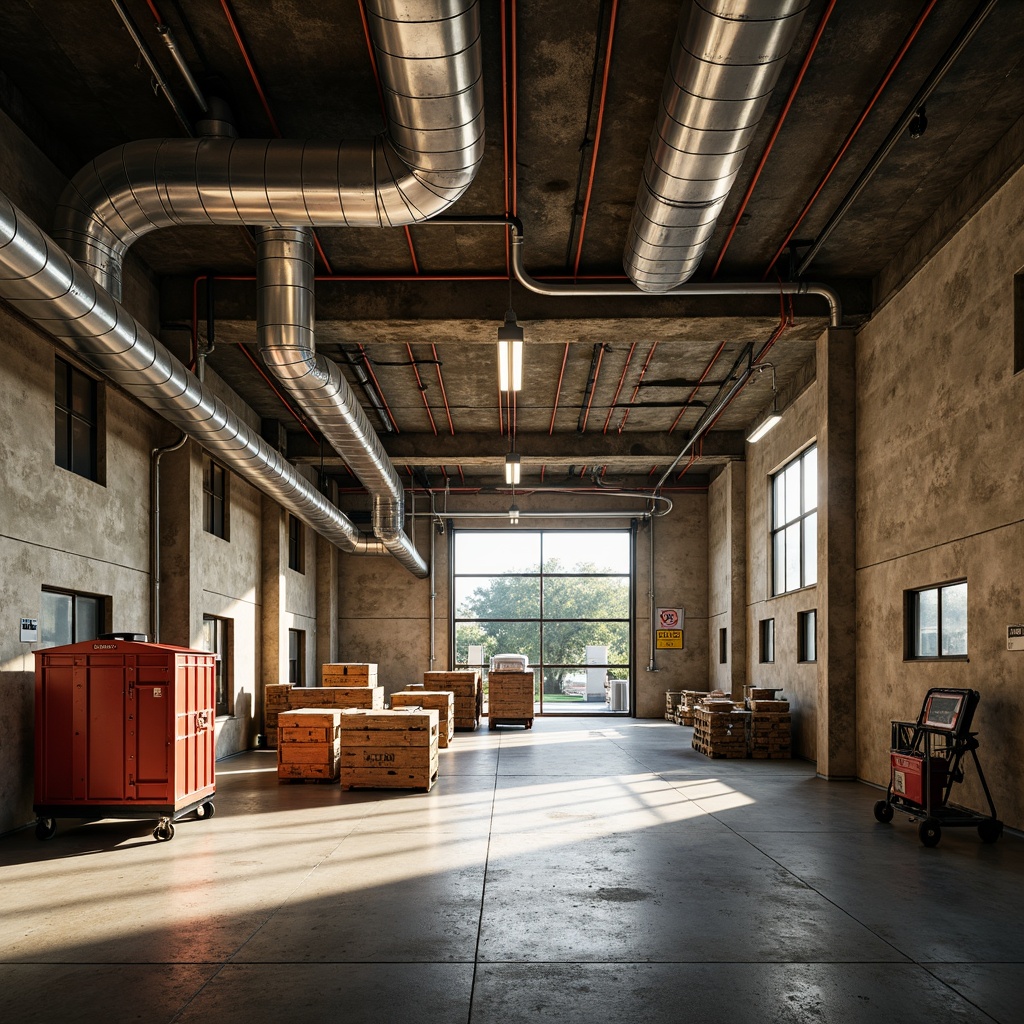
339 708 439 791
278 708 342 781
424 670 482 730
665 690 684 721
322 662 378 686
749 699 790 713
750 711 792 759
692 707 750 759
390 690 455 748
292 685 384 710
487 670 534 728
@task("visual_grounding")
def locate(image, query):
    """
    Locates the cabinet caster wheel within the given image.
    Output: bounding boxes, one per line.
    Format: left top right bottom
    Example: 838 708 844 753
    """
196 801 216 820
978 819 1003 844
35 817 57 841
153 822 175 842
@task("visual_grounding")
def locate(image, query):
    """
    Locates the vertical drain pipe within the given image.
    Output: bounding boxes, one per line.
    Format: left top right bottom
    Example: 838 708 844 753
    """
647 515 657 672
150 432 188 642
429 493 437 670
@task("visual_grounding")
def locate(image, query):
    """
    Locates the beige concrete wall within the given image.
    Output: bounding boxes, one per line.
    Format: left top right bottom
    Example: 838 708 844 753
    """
0 319 161 834
337 490 709 717
855 161 1024 828
708 462 746 697
745 383 819 760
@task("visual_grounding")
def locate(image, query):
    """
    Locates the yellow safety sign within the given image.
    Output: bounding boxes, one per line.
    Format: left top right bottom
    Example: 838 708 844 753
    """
656 629 683 649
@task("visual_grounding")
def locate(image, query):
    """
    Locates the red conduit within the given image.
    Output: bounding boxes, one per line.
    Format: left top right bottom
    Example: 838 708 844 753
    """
668 340 726 434
618 341 658 433
407 343 438 435
219 0 281 137
432 343 455 435
497 381 504 436
358 343 400 433
500 0 511 275
511 0 519 219
573 0 620 281
236 345 320 445
144 0 164 23
579 344 606 433
549 343 570 435
763 0 939 279
711 0 837 278
603 339 635 433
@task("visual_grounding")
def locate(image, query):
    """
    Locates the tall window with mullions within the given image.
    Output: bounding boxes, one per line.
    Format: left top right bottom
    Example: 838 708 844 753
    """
771 445 817 596
54 357 99 481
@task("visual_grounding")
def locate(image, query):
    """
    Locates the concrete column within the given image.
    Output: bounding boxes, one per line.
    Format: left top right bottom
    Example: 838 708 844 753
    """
261 499 286 688
158 442 195 647
316 531 338 669
816 326 857 778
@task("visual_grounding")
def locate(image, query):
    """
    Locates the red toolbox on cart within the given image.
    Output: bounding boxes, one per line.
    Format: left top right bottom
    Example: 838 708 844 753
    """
890 751 947 808
34 635 217 841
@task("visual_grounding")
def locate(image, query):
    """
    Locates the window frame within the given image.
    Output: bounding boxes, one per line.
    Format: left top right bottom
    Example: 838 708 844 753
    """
797 609 817 663
54 356 102 483
759 618 775 664
770 445 817 597
40 587 107 647
288 514 305 573
203 457 228 539
202 615 232 716
905 579 968 661
288 627 306 685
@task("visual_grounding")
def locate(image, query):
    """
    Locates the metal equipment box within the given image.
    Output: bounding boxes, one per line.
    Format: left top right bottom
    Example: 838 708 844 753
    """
34 637 217 841
890 751 947 808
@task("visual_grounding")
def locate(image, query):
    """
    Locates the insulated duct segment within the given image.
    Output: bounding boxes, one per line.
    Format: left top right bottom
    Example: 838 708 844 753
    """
53 0 484 301
624 0 809 292
0 192 387 557
257 226 426 577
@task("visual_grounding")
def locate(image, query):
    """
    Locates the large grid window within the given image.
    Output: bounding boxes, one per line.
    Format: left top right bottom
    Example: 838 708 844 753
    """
451 530 631 712
906 580 967 659
55 357 99 481
40 588 105 646
772 445 817 595
203 457 228 538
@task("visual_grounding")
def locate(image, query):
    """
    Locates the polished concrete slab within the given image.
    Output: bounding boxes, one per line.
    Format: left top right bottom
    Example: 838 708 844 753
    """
2 718 1022 1023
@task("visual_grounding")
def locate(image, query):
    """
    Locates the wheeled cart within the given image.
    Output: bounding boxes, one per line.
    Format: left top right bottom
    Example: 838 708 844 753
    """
873 687 1002 847
34 635 217 842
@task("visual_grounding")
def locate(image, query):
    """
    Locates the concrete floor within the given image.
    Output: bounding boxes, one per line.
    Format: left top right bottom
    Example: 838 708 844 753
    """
2 719 1023 1024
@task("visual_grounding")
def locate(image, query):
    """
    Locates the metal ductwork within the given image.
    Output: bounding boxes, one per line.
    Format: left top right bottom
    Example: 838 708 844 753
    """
54 0 484 301
48 0 482 576
0 192 390 559
257 226 426 576
623 0 809 292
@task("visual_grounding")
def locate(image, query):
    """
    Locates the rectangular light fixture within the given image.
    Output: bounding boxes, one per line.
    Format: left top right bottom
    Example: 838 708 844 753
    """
504 452 521 485
508 502 520 525
498 313 524 392
746 412 782 443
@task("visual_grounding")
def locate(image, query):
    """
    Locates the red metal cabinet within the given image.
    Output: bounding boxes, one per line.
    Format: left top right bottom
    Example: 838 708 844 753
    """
34 638 216 841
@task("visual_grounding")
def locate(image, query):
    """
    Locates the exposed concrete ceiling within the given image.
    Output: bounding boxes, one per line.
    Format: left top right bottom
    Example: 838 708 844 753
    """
1 0 1022 494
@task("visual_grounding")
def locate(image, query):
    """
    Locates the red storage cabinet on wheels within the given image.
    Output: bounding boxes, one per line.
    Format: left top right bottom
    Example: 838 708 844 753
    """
34 635 217 842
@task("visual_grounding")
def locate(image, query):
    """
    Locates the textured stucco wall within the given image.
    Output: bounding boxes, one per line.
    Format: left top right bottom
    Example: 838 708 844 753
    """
855 161 1024 828
745 382 819 760
337 491 709 716
708 462 746 697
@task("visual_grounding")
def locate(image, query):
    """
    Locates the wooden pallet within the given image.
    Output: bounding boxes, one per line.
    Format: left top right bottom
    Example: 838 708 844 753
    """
488 717 534 730
692 707 750 759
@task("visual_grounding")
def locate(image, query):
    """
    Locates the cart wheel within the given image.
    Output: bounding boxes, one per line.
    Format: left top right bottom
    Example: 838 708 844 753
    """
873 800 894 824
488 719 497 730
196 801 216 820
978 818 1003 844
153 822 175 842
35 817 57 841
918 818 941 847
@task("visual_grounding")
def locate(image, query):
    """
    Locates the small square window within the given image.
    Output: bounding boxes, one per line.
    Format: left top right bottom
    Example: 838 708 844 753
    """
203 458 228 539
288 628 306 685
719 627 728 664
759 618 775 663
905 580 967 659
798 610 816 663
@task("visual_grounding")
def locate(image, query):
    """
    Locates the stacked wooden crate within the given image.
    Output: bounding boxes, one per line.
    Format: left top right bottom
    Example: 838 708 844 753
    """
322 662 378 686
487 670 535 729
691 706 750 758
264 682 293 748
673 690 707 726
277 708 342 781
390 689 455 748
749 697 792 759
339 708 439 791
423 670 482 730
665 690 683 722
293 685 385 712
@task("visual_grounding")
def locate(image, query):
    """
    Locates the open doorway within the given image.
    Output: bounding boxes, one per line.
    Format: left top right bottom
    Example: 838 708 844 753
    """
450 529 632 715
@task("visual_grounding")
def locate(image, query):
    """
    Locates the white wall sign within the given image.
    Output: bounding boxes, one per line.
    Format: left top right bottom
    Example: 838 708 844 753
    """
1007 625 1024 651
657 607 684 629
20 617 38 642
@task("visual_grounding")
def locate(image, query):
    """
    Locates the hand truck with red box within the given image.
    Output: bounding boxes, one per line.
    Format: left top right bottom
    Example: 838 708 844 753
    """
873 687 1001 847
